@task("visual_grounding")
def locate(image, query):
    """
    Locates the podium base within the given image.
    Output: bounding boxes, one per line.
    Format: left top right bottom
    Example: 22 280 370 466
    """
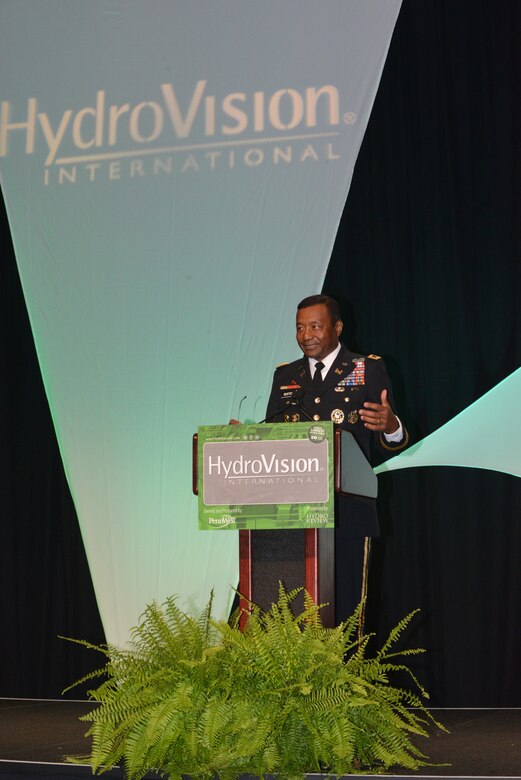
239 528 335 628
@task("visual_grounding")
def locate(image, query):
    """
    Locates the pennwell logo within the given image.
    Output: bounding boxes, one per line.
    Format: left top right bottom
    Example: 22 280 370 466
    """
208 515 236 528
0 80 354 185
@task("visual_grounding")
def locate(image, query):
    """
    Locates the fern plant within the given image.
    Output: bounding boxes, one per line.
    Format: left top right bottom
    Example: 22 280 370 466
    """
66 586 442 780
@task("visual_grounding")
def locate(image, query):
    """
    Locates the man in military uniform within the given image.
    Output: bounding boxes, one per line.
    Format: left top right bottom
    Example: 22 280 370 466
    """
265 294 408 625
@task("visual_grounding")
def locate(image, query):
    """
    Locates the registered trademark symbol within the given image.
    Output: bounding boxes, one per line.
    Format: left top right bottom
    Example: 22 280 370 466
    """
344 112 357 125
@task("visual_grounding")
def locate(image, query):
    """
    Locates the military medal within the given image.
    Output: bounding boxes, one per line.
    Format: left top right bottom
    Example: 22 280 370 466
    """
347 410 359 424
331 409 344 424
338 358 365 387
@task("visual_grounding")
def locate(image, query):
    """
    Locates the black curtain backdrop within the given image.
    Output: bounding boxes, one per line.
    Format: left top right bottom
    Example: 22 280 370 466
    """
1 0 520 704
0 193 106 697
324 0 521 705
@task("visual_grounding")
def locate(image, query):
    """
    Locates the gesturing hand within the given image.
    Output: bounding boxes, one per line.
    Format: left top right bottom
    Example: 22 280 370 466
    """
359 389 399 434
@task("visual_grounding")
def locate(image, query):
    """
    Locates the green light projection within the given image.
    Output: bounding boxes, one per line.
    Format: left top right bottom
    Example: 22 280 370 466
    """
375 368 521 478
0 1 402 645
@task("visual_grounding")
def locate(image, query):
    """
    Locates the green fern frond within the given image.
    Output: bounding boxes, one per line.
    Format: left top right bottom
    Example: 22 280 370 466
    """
376 609 420 656
65 587 445 780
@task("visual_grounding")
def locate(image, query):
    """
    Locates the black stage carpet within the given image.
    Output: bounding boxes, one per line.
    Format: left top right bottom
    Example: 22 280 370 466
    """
0 699 520 779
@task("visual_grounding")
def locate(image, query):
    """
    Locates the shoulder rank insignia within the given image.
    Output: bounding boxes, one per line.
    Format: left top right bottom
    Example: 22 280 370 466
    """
276 361 289 368
367 354 382 360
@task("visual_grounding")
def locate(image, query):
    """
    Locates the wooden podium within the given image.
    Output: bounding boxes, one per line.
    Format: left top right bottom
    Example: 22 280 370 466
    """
193 426 377 628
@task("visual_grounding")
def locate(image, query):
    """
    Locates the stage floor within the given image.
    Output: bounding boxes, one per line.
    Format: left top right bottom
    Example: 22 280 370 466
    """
0 698 520 779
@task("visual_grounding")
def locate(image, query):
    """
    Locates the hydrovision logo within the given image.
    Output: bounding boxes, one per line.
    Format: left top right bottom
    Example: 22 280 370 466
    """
208 453 320 479
0 80 353 186
202 438 329 506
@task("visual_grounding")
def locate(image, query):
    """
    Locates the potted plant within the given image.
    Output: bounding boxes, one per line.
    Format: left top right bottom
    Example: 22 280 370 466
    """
66 586 442 779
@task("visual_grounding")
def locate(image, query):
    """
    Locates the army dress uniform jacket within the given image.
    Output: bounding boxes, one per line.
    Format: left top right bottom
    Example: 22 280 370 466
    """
265 343 408 538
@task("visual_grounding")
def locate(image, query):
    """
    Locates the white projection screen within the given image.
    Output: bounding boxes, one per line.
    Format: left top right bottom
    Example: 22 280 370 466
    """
0 1 401 644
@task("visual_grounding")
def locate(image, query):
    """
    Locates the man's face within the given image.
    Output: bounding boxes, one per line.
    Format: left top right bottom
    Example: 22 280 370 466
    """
296 304 343 361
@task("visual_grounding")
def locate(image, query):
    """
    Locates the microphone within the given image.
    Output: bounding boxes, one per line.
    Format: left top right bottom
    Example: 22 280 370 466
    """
237 395 247 419
261 386 311 424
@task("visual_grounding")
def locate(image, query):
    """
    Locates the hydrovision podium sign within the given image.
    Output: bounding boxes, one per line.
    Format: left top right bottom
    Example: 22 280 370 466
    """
198 422 334 531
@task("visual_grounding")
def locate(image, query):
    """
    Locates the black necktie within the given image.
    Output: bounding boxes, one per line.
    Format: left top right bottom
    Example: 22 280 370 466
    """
313 361 325 392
